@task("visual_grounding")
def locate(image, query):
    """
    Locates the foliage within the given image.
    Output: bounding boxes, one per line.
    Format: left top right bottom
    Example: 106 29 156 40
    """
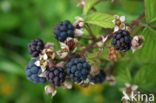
0 0 156 103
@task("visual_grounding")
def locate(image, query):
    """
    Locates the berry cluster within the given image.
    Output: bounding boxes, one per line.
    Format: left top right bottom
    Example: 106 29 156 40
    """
112 30 132 51
24 17 137 97
54 20 74 42
28 39 44 57
46 67 66 87
89 70 106 84
66 58 91 83
25 59 46 84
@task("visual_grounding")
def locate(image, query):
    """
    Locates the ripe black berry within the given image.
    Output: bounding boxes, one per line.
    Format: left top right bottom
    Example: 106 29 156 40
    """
112 30 132 51
28 38 44 57
53 20 74 42
25 59 46 84
46 67 66 87
89 70 106 84
66 58 91 83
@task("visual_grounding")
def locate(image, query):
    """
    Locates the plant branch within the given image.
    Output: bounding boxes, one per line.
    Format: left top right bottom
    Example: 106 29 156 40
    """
82 36 102 54
131 12 145 28
85 24 96 39
139 23 156 28
77 36 94 40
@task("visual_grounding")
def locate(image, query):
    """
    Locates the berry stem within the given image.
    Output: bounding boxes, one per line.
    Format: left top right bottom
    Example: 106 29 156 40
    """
77 36 94 40
84 24 96 40
131 12 145 28
82 33 113 54
139 23 156 28
82 37 102 54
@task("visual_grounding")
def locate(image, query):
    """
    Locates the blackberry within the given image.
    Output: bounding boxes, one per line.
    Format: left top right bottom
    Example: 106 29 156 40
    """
25 59 46 84
89 70 106 84
53 20 74 42
46 67 66 87
28 38 44 57
112 30 132 51
66 58 91 83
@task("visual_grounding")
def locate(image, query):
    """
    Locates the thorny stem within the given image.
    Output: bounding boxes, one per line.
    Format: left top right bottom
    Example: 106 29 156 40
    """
82 36 102 54
131 12 145 28
139 23 156 28
58 33 113 63
56 13 145 65
84 24 96 39
77 36 94 40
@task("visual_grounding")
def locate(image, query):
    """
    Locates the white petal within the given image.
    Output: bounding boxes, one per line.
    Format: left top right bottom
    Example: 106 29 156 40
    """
61 52 68 58
112 19 115 24
51 89 57 97
43 54 48 60
62 80 72 89
60 42 69 50
82 1 85 5
79 22 84 27
66 37 72 42
132 85 138 91
114 26 119 32
45 85 53 94
51 53 55 59
102 35 108 43
75 16 84 21
125 83 131 88
131 47 137 53
56 51 68 59
96 41 103 47
44 42 54 48
114 15 119 19
38 71 47 77
75 29 84 36
56 50 61 56
120 16 125 22
34 61 40 66
60 42 66 48
126 26 131 32
72 47 77 53
41 66 46 72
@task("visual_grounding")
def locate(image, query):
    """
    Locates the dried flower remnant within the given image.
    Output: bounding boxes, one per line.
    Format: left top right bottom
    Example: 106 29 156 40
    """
57 43 69 58
113 15 126 32
45 85 57 97
131 35 145 53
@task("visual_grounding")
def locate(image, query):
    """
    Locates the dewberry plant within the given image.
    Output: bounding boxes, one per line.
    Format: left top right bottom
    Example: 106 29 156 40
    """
24 0 156 102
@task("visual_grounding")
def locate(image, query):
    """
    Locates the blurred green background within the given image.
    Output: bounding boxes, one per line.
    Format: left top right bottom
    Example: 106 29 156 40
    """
0 0 154 103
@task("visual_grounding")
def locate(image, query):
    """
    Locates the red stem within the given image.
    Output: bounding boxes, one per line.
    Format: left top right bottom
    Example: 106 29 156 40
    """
131 12 145 28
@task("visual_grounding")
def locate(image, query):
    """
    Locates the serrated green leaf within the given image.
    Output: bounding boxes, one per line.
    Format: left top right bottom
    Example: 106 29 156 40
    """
114 62 132 83
83 0 100 15
145 0 156 23
85 12 114 28
133 27 156 63
86 52 99 60
134 63 156 90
